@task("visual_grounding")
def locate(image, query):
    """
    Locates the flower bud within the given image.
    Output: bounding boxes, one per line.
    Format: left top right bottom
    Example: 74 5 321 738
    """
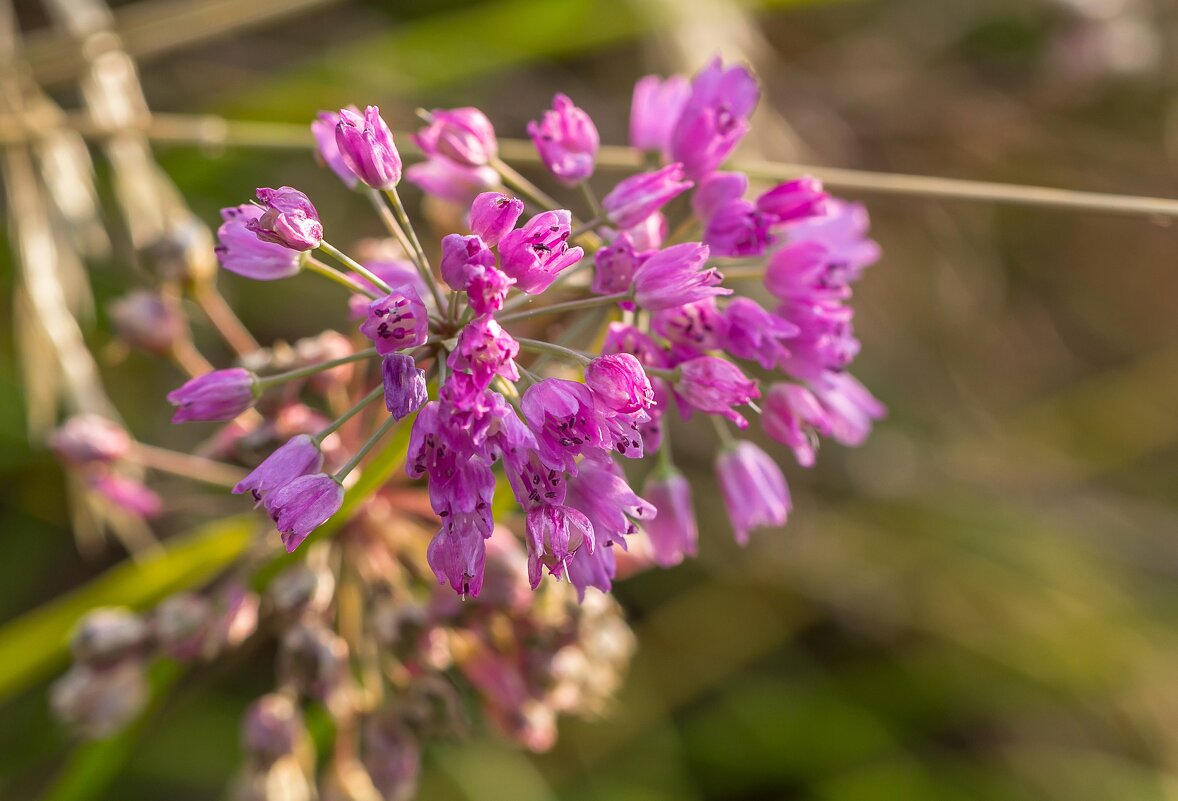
336 105 402 189
632 242 729 310
527 93 599 185
70 607 148 667
247 187 323 251
675 356 759 428
469 191 524 247
756 176 828 222
264 473 344 553
216 204 302 280
716 441 791 545
51 661 148 738
312 107 359 188
414 107 498 167
584 353 654 415
602 163 693 229
50 415 132 467
642 470 698 567
382 354 428 421
242 693 304 763
439 233 494 290
267 563 335 617
167 368 258 423
234 435 324 507
153 592 213 661
108 290 186 355
280 624 348 700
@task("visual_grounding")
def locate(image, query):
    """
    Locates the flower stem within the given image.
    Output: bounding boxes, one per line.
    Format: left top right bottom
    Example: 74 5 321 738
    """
365 189 418 265
192 283 260 356
304 255 378 298
334 414 398 481
127 442 247 487
319 240 393 295
498 291 630 323
570 216 605 239
515 337 592 366
315 385 384 444
383 187 448 310
490 156 562 212
256 348 378 390
578 181 605 220
710 414 736 445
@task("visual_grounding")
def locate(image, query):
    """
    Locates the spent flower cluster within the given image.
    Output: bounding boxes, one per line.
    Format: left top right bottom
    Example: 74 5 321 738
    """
49 58 884 793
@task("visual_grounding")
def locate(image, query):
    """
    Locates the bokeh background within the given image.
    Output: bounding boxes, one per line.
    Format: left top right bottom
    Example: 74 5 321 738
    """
3 0 1178 799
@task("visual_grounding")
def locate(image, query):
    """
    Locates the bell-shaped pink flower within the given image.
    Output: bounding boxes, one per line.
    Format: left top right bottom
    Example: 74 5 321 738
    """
722 297 799 370
414 107 498 167
427 520 488 598
715 441 790 546
233 434 323 506
670 59 760 179
167 368 257 423
527 93 599 185
264 473 344 553
382 354 428 421
642 469 698 567
762 383 829 468
335 105 402 189
498 210 584 294
525 503 595 588
469 191 524 247
675 356 759 428
585 353 654 415
359 286 428 354
439 233 495 290
756 176 828 223
632 242 730 310
601 163 693 229
630 74 691 154
246 187 322 252
215 204 301 280
809 371 886 447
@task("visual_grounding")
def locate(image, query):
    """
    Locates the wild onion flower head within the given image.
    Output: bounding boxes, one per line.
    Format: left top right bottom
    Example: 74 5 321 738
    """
233 434 324 506
527 93 599 185
167 368 257 423
414 107 498 167
715 441 791 545
247 187 323 251
216 204 302 280
335 105 402 189
601 163 693 229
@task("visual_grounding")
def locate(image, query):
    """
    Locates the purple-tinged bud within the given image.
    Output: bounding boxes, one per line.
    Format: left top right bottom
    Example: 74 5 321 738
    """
427 521 488 598
756 176 828 223
715 441 790 545
233 434 323 506
50 415 131 466
405 157 498 204
312 108 359 188
280 623 348 700
215 204 301 280
153 593 212 662
704 198 775 257
439 233 494 290
675 356 759 429
763 383 829 468
585 354 654 415
498 210 584 294
247 187 323 251
652 297 727 352
264 473 344 553
51 661 147 738
602 163 693 229
642 470 698 567
691 171 748 221
447 315 520 389
525 503 595 589
414 107 498 167
70 608 148 667
632 242 730 310
670 59 760 179
527 93 599 185
167 368 257 423
360 286 429 354
382 354 428 421
809 371 886 447
242 693 304 764
335 105 402 189
469 191 524 246
91 474 163 519
592 233 643 301
109 290 185 355
630 74 692 153
722 297 799 370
